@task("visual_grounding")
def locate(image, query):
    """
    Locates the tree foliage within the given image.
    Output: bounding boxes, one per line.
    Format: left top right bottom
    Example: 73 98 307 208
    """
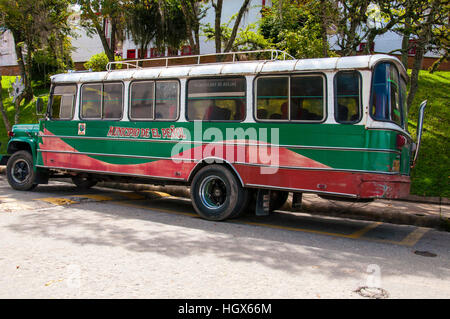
77 0 125 62
0 0 73 127
259 0 332 58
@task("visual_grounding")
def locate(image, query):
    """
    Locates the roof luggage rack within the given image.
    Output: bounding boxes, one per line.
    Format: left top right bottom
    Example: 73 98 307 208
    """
106 49 295 71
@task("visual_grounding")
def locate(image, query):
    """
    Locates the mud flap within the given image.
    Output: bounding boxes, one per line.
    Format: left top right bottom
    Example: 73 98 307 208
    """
292 192 303 210
255 189 271 216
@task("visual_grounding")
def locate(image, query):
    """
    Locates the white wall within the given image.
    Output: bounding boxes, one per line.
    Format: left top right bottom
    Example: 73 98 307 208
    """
0 30 18 66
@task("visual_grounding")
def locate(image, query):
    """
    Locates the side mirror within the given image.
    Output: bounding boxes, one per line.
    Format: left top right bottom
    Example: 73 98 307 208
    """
36 97 44 115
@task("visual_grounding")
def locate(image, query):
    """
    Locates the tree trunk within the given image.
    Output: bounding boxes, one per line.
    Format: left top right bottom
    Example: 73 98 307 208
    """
406 43 425 111
223 0 251 53
0 76 12 132
180 0 201 55
13 36 33 102
213 0 223 53
401 33 410 70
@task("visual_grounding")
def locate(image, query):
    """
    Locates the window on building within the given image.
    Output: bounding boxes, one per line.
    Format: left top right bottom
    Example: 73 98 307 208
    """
181 46 192 56
256 75 325 122
127 49 136 59
50 85 77 120
81 82 123 120
186 77 246 121
335 71 361 123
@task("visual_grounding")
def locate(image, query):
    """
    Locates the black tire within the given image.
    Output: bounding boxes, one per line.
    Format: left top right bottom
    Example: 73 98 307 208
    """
71 176 97 189
190 165 248 221
269 190 289 212
6 150 37 191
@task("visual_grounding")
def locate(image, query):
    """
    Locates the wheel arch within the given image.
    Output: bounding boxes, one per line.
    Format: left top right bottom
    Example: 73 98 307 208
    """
7 139 37 162
187 157 245 187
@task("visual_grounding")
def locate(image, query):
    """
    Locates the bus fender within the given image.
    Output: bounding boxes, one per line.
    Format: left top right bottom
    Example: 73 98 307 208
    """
187 157 244 187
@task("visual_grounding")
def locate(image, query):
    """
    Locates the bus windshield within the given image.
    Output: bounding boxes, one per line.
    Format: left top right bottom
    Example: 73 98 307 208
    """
370 62 405 128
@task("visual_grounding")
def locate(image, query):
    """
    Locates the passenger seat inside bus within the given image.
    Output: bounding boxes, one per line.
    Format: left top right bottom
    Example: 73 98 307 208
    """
203 103 231 120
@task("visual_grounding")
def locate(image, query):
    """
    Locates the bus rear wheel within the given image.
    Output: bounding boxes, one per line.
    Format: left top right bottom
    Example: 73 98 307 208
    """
190 165 248 221
6 151 37 191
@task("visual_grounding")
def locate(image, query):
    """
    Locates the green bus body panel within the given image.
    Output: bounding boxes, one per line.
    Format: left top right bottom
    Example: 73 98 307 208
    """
8 124 40 167
37 120 411 175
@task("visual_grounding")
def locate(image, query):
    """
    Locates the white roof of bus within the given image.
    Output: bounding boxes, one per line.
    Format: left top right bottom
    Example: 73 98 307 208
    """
51 54 406 84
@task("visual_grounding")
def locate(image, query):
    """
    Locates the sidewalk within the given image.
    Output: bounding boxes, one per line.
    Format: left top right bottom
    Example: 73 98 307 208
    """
97 181 450 231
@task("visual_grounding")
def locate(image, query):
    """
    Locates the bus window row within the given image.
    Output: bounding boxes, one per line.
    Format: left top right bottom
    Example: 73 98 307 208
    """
49 72 362 124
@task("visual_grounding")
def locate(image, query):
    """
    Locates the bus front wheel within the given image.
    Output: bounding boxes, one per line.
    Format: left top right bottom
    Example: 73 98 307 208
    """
6 150 37 191
190 165 248 221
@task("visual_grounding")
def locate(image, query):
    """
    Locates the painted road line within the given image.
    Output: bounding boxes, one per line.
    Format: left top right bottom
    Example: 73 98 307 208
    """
71 194 115 201
35 197 78 206
348 222 383 239
399 227 430 247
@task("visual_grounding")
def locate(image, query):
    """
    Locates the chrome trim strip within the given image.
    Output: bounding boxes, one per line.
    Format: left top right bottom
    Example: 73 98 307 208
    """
245 183 358 198
35 165 187 181
39 134 400 154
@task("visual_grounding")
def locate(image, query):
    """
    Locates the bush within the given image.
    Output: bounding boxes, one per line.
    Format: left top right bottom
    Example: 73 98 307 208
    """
84 53 122 72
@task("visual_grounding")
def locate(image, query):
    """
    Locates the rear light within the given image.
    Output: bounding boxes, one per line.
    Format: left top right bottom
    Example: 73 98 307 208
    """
7 131 14 137
396 134 406 149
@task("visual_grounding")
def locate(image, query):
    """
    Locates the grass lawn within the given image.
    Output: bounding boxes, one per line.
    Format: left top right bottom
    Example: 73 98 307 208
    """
407 70 449 198
0 71 449 198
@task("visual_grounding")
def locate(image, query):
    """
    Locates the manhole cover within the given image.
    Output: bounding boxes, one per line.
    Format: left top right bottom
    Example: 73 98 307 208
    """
414 250 437 257
354 286 389 299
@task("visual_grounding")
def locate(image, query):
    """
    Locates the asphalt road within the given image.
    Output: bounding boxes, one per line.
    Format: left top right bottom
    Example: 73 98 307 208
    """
0 176 449 299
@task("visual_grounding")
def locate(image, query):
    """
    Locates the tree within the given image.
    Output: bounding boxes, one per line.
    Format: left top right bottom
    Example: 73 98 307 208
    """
179 0 206 55
259 0 332 58
78 0 124 63
401 0 448 110
0 0 73 126
208 0 251 53
124 0 159 60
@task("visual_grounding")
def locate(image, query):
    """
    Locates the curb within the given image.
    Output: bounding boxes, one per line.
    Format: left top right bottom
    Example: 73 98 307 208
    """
98 181 449 231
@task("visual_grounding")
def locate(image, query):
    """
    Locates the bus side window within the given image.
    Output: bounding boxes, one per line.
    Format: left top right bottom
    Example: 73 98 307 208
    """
81 84 102 119
155 81 179 120
130 81 154 120
291 76 324 121
50 85 76 120
187 77 246 121
370 62 403 126
256 77 288 120
335 71 361 123
103 83 123 119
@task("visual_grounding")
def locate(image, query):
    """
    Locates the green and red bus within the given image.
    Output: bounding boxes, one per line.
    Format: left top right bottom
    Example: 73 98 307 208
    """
3 51 427 220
